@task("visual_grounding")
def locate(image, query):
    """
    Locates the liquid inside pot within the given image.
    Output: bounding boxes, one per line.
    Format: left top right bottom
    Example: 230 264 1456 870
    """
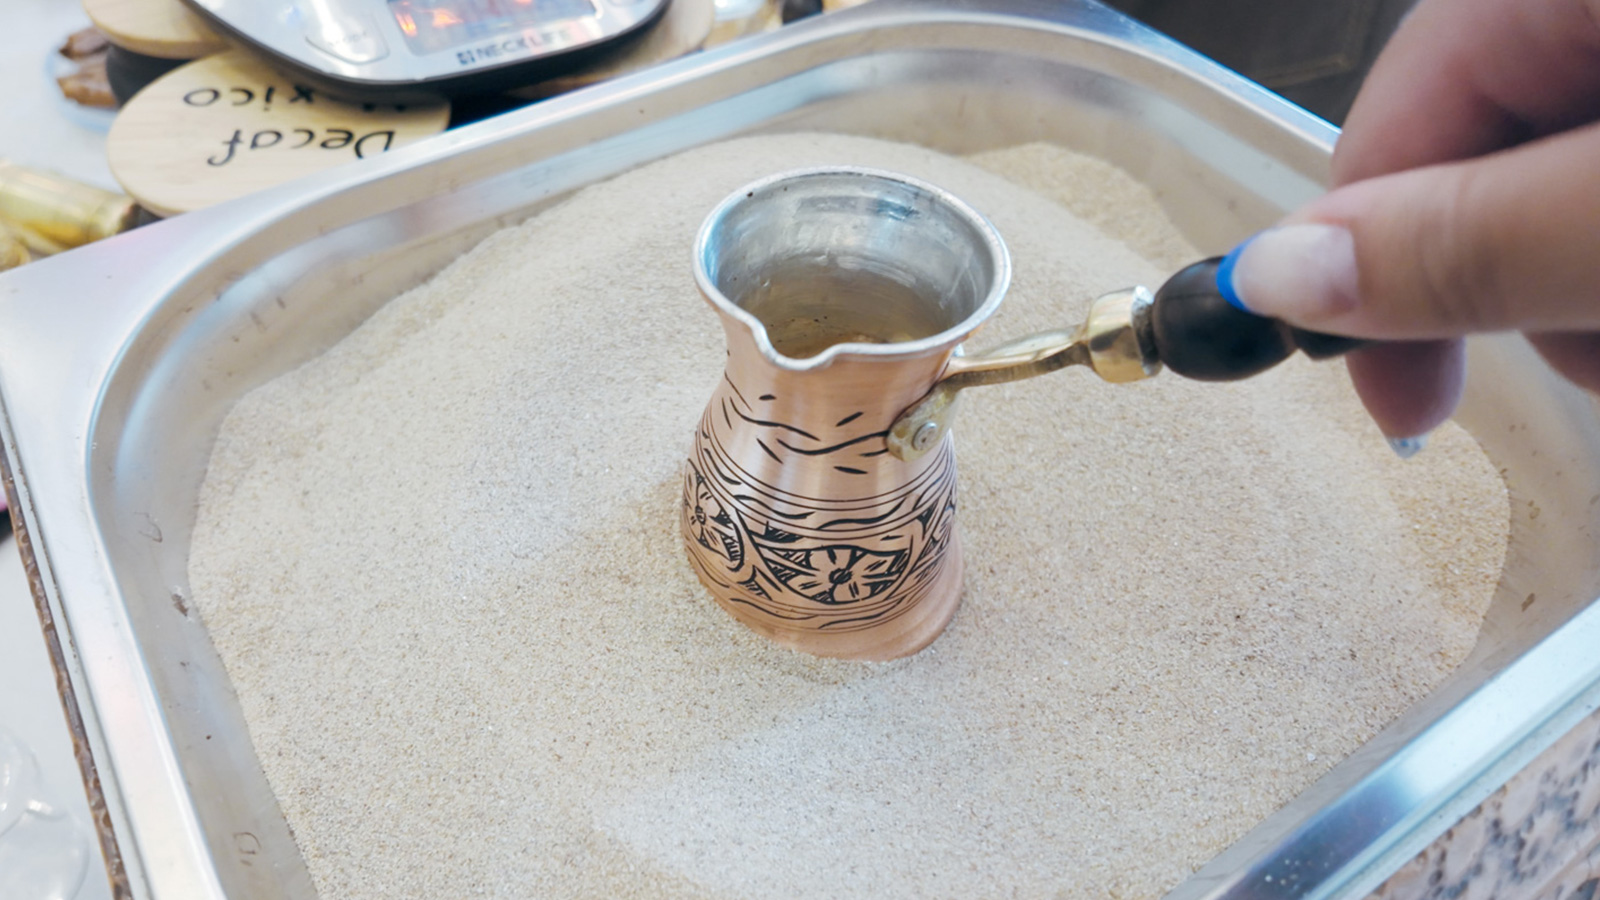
737 263 953 359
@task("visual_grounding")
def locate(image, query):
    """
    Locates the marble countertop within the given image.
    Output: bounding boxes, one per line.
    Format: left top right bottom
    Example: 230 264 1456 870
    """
1368 706 1600 900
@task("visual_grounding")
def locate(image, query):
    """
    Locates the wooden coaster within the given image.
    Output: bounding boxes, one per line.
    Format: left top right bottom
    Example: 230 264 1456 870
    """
506 0 715 100
107 50 450 216
82 0 229 59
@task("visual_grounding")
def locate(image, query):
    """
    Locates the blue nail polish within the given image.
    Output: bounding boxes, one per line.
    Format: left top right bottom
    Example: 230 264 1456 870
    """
1215 234 1258 313
1386 434 1427 459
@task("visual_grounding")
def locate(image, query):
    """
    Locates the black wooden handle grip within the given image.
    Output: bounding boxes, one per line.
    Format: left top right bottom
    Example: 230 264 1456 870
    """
1148 257 1368 382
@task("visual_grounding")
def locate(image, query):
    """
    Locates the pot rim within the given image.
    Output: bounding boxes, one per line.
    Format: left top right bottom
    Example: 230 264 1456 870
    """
692 165 1014 371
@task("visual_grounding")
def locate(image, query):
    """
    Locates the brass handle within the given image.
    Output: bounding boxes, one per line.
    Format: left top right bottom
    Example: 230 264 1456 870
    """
887 287 1160 461
887 257 1374 462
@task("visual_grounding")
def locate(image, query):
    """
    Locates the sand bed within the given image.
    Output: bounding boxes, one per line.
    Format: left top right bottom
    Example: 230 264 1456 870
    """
189 134 1509 899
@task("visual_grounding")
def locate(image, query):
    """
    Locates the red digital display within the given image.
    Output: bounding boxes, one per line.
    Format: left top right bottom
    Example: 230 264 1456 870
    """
389 0 599 55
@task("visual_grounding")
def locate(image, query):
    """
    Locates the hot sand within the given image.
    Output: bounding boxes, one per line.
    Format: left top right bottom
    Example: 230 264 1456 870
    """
188 133 1510 900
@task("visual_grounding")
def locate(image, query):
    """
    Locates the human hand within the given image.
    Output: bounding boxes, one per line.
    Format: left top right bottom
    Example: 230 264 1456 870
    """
1218 0 1600 451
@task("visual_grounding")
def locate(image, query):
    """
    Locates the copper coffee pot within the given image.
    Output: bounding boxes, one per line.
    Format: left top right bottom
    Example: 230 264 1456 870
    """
683 167 1363 661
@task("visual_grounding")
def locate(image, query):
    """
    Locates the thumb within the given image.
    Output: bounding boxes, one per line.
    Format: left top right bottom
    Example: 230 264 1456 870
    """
1223 120 1600 339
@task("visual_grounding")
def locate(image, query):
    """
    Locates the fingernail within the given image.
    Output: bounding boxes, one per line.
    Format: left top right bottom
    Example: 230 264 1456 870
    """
1386 433 1428 459
1221 224 1360 322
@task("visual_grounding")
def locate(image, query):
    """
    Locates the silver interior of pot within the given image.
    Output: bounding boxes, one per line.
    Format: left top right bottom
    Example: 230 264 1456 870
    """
695 166 1009 362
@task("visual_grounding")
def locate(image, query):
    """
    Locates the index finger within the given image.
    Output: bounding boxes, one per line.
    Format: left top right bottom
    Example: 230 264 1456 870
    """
1333 0 1600 184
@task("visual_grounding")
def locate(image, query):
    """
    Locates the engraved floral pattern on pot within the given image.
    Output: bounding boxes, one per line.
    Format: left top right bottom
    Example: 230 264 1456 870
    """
683 468 743 567
680 374 957 635
791 546 904 605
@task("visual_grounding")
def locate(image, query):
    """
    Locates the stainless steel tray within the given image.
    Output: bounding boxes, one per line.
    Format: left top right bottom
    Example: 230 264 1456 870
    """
3 1 1599 897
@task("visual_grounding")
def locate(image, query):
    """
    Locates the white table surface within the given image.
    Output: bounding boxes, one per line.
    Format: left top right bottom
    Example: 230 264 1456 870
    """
2 1 122 897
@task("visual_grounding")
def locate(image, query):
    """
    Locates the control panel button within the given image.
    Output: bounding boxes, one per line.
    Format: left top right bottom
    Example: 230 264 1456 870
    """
305 13 389 64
